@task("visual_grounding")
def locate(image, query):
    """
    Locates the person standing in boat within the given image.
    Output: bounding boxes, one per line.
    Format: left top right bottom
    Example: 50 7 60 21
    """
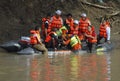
50 10 63 32
79 13 91 34
64 13 74 33
41 13 52 40
85 25 97 53
97 20 111 45
30 26 48 54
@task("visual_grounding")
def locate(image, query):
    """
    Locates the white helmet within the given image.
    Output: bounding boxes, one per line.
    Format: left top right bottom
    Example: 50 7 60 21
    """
55 10 62 15
81 13 87 17
74 20 79 25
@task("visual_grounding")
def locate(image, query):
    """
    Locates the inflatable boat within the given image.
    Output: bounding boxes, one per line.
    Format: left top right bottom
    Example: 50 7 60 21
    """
0 36 113 55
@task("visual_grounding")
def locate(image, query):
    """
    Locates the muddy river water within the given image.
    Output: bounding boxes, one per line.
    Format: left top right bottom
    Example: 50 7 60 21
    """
0 49 120 81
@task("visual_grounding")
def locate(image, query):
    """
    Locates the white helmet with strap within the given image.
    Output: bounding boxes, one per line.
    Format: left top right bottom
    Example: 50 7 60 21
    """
55 10 62 15
81 13 87 17
74 20 79 25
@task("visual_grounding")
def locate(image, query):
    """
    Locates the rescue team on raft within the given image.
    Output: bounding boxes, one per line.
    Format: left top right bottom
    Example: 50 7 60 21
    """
28 10 111 54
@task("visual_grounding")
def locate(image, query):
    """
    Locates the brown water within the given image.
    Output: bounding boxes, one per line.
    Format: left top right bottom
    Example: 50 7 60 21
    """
0 50 120 81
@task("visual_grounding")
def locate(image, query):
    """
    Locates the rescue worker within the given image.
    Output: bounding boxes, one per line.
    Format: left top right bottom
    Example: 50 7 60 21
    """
97 20 111 45
63 34 81 52
70 20 79 35
50 10 63 31
45 26 68 50
79 13 91 34
61 27 69 41
57 26 69 49
85 25 97 53
44 31 58 50
30 26 48 54
64 13 74 33
41 13 51 40
56 26 68 37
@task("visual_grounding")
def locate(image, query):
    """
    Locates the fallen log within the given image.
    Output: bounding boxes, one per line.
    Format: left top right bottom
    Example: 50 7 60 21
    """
96 11 120 23
107 11 120 17
113 31 120 35
81 1 113 9
111 19 120 28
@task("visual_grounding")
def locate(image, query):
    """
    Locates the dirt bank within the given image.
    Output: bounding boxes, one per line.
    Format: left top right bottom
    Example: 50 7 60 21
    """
0 0 120 49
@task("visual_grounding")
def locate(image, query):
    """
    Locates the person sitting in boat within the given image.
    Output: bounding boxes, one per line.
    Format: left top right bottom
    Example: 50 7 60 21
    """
44 25 68 50
30 26 48 54
44 30 58 50
85 25 97 53
63 34 82 52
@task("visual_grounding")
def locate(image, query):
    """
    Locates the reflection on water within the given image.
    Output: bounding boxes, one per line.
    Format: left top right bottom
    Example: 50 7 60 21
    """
0 51 115 81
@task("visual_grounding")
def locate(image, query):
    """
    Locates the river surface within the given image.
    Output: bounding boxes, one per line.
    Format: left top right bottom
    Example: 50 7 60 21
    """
0 49 120 81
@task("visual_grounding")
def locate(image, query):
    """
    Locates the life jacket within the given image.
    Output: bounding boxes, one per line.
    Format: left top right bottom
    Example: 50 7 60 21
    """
70 35 81 50
78 32 85 41
45 34 52 43
65 18 74 28
56 26 67 36
91 26 95 32
72 43 81 50
42 18 51 29
42 17 51 34
70 25 79 35
86 30 97 43
30 30 40 45
50 16 63 29
79 18 91 33
45 32 57 43
70 35 81 47
99 24 108 38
